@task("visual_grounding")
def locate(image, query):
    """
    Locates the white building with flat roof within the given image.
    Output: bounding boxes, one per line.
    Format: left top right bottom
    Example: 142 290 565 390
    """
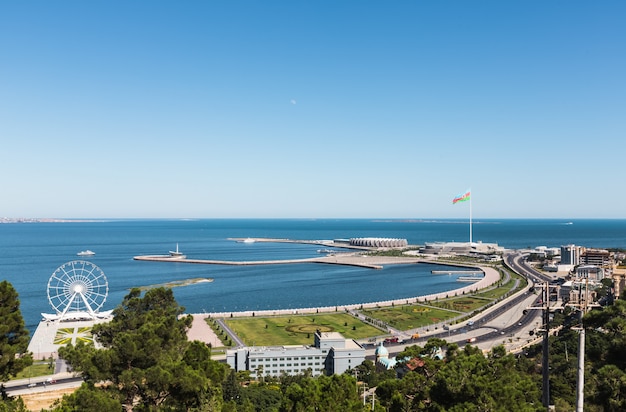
226 330 365 378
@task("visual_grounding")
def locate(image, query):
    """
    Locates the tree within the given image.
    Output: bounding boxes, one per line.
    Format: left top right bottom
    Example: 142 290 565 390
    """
428 345 541 411
48 383 123 411
280 374 362 412
0 281 32 382
59 287 227 411
223 370 242 404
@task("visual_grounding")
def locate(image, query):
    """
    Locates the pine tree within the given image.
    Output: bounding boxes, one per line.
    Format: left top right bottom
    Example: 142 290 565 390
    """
0 281 32 381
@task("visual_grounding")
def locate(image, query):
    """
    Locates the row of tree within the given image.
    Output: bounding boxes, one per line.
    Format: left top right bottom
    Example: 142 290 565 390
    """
2 280 626 411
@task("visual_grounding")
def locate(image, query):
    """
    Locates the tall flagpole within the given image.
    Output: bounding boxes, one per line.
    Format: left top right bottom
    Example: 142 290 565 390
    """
469 188 473 245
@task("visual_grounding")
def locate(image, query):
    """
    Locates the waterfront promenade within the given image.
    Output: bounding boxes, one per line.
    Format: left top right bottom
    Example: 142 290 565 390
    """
195 263 499 319
180 254 500 349
28 258 498 358
184 265 499 352
132 239 502 348
31 239 500 359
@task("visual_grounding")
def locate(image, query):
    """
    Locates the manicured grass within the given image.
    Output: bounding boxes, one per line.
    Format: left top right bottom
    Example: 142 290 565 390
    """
475 272 526 300
220 264 525 344
427 296 489 313
476 285 513 299
361 305 458 330
224 313 382 346
11 362 53 380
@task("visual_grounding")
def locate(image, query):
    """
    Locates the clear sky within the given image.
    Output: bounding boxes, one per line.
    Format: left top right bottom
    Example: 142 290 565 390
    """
1 1 624 219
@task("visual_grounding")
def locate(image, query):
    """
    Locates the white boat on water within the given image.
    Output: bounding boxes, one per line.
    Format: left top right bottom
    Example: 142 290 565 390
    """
169 244 186 259
77 250 95 256
242 238 255 243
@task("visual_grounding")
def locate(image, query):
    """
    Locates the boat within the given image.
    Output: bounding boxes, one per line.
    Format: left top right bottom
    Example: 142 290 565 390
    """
242 238 256 243
169 244 186 259
77 250 95 256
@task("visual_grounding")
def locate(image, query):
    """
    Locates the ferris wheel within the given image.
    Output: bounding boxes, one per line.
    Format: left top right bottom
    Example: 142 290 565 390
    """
46 260 109 320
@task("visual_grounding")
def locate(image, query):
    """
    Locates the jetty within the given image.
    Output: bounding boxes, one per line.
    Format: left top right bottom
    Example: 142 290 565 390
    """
432 270 483 275
133 255 385 269
457 276 484 282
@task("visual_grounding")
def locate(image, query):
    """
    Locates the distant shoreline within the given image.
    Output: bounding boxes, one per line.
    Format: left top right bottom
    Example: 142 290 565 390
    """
0 218 104 223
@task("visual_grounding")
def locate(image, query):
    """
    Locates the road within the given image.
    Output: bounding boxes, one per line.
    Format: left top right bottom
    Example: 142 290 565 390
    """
3 373 83 397
367 250 547 358
4 250 549 396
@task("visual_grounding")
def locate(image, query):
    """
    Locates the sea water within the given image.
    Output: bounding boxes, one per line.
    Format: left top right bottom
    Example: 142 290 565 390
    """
0 218 624 333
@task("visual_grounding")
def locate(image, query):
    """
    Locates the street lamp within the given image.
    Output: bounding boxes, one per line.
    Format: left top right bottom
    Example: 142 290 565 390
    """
360 384 369 407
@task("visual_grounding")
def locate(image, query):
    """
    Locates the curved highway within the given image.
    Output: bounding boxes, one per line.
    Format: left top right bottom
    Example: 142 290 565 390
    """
371 251 546 357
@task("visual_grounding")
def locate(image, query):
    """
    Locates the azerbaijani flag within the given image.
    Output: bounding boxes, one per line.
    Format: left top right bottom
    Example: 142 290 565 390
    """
452 190 471 204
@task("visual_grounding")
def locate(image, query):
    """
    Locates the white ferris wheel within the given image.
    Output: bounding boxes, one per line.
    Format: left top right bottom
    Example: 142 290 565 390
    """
45 260 110 321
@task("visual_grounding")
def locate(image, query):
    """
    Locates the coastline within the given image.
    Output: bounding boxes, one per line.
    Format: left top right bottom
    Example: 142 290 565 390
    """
29 238 501 357
131 237 501 318
188 264 499 320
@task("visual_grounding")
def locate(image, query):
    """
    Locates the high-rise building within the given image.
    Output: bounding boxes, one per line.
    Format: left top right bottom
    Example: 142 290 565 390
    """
560 244 581 265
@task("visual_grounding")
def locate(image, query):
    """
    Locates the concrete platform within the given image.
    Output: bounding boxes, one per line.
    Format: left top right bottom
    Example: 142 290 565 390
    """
27 318 109 360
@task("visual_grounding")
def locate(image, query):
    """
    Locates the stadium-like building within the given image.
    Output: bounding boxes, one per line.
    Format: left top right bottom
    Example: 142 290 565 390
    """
349 237 408 247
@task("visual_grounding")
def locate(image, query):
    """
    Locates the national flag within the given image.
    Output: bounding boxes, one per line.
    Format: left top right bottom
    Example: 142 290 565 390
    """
453 190 471 204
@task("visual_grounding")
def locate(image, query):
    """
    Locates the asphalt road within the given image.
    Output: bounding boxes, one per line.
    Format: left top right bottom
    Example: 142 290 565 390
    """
4 250 551 395
366 251 548 358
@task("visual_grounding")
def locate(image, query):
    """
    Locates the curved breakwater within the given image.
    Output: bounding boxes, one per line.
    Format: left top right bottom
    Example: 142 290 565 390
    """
193 265 498 318
132 238 501 318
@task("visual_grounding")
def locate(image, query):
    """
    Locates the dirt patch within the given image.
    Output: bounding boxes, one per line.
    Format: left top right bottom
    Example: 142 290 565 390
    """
20 387 77 411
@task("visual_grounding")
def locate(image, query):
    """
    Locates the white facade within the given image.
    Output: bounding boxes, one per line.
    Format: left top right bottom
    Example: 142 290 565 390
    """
349 237 408 247
226 331 365 378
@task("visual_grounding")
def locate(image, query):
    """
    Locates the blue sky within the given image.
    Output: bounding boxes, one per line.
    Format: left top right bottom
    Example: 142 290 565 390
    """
1 1 624 219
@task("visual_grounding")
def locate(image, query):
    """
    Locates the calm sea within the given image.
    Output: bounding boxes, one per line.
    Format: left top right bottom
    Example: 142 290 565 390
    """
0 218 624 333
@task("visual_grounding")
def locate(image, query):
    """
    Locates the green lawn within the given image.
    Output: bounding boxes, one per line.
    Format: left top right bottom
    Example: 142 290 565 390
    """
223 313 382 346
219 264 525 344
427 296 490 313
11 362 54 380
475 285 514 299
361 304 458 330
475 272 526 300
